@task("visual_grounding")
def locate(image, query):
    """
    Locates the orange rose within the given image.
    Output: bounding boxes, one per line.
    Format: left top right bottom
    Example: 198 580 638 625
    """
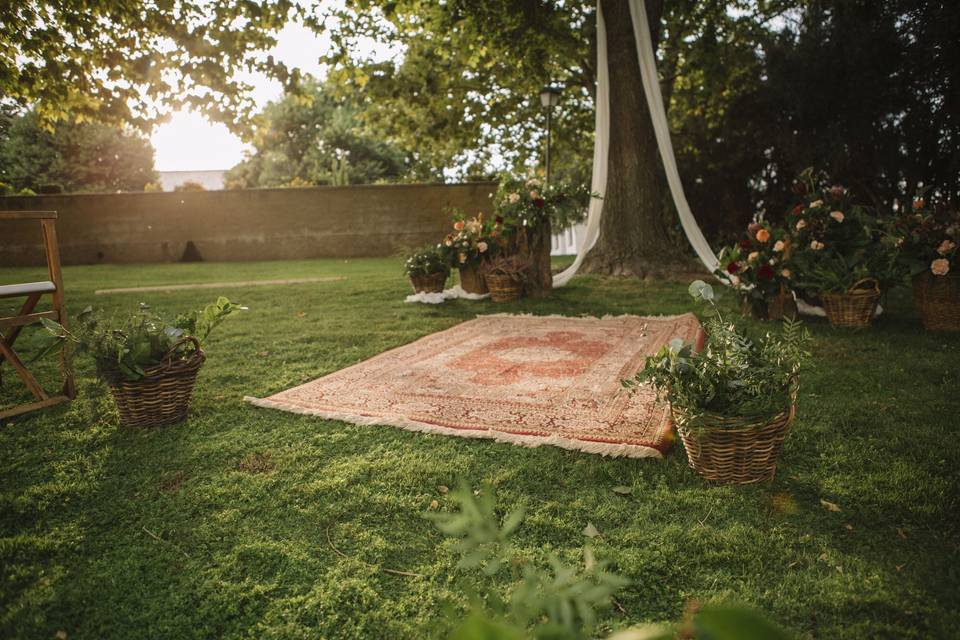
755 228 770 243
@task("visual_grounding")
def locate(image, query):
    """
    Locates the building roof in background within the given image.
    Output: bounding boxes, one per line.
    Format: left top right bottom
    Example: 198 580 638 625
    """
157 170 225 192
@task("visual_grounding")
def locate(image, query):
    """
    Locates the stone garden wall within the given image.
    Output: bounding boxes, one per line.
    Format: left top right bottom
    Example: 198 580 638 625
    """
0 182 496 266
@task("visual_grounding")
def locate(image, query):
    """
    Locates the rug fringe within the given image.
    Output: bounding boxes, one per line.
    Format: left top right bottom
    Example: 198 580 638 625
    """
243 396 663 459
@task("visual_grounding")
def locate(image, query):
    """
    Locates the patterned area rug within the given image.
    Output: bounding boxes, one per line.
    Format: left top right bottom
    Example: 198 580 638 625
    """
246 313 703 458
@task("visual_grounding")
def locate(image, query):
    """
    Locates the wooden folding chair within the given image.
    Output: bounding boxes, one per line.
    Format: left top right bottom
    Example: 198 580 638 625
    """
0 211 75 419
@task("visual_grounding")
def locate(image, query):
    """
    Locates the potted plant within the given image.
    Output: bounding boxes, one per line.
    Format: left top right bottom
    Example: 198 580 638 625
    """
888 196 960 331
626 281 810 484
404 245 451 293
788 170 894 328
492 174 592 297
715 219 796 320
482 254 532 302
42 298 243 427
444 212 499 294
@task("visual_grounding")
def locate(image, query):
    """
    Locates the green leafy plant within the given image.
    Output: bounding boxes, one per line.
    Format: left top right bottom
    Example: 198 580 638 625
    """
430 483 628 640
403 245 452 277
626 281 809 420
42 297 244 381
434 484 794 640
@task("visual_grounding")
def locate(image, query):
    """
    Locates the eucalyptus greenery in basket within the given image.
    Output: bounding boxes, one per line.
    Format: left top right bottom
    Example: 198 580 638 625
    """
626 281 810 483
628 281 809 418
42 297 244 381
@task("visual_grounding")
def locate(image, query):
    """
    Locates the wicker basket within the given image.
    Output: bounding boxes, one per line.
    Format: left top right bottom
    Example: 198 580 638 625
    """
741 287 797 321
485 273 522 302
458 264 488 295
410 271 448 294
672 386 798 485
106 337 205 428
913 271 960 332
821 278 881 328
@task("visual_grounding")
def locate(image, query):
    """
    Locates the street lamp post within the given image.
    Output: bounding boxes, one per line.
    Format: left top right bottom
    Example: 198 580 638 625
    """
539 85 562 185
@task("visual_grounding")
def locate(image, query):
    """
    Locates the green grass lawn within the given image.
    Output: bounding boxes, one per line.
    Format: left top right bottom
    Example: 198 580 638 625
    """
1 258 958 639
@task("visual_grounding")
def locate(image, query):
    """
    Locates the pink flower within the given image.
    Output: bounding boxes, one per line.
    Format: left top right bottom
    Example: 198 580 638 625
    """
830 210 845 222
458 253 467 264
748 251 760 263
829 185 845 199
781 268 792 279
810 240 825 251
773 240 785 252
453 221 465 231
529 190 539 199
810 199 824 208
937 240 956 255
796 220 807 231
755 228 771 243
477 241 488 253
508 192 520 203
728 274 741 286
931 258 950 276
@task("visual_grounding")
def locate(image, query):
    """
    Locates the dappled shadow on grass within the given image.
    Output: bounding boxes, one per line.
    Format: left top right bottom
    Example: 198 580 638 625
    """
0 259 958 639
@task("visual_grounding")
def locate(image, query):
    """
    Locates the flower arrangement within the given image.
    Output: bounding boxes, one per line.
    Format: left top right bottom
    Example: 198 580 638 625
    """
787 169 895 294
444 211 502 267
627 281 809 419
403 245 452 278
888 195 959 278
715 219 794 318
492 174 592 232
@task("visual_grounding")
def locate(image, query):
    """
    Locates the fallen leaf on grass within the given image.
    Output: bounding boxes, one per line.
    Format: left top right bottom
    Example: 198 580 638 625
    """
438 485 449 495
612 486 632 495
844 523 854 531
820 499 842 512
55 631 67 640
428 499 439 510
896 563 907 572
896 527 908 539
295 311 307 318
583 522 601 538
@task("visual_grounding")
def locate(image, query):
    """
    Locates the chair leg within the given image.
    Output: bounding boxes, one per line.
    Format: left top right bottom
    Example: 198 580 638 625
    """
0 340 50 401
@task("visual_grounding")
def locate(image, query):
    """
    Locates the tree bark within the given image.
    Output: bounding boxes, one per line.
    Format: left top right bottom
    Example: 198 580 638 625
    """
581 0 687 277
522 220 553 297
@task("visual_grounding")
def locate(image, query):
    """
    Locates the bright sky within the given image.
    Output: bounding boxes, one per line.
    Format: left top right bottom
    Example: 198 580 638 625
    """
152 19 393 172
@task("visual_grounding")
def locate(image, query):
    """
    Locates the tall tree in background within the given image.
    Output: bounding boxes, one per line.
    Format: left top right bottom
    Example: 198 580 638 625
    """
0 1 299 133
0 111 157 193
225 79 411 188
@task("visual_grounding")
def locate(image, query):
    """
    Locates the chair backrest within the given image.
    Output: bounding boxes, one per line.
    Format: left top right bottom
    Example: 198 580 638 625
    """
0 211 63 292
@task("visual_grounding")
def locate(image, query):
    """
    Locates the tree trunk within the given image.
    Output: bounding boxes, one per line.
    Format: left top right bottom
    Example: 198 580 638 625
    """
522 220 553 297
581 0 687 277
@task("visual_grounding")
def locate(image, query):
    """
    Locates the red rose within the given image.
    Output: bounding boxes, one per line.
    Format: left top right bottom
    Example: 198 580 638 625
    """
757 263 774 280
533 198 545 209
495 215 504 225
790 204 804 216
726 261 740 274
792 182 808 196
739 239 751 250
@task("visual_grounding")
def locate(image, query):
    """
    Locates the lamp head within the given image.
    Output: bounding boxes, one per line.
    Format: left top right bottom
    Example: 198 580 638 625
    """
539 85 562 108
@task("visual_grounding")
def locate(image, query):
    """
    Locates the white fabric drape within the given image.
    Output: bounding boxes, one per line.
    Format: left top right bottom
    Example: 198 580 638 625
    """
554 0 719 287
552 3 609 286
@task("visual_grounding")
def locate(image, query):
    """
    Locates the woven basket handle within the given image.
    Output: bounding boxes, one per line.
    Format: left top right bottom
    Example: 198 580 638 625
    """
161 335 201 364
848 277 880 294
